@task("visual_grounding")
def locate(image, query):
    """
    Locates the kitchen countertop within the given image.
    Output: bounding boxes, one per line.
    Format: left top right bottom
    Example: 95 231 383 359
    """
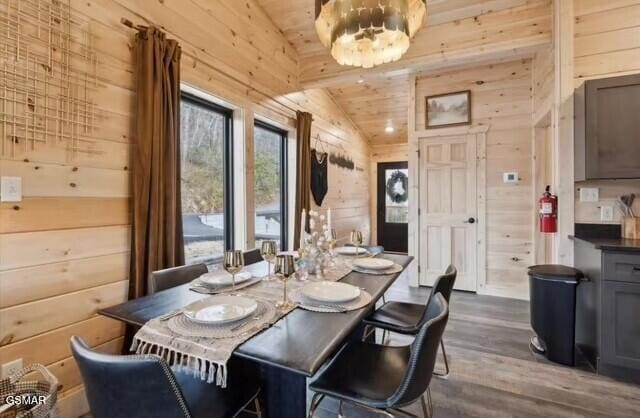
570 235 640 252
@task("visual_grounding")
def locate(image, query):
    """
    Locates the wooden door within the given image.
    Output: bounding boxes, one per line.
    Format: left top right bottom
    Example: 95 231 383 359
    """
419 135 478 291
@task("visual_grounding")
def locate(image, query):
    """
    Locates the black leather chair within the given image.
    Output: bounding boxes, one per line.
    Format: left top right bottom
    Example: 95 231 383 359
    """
308 294 449 418
243 248 263 266
149 263 208 294
363 265 457 378
71 336 262 418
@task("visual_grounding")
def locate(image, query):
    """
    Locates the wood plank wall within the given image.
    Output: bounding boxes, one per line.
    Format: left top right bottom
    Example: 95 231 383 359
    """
414 60 535 299
573 0 640 224
0 1 371 416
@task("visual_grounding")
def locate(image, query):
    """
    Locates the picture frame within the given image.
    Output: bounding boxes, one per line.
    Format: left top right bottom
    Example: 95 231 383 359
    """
425 90 471 128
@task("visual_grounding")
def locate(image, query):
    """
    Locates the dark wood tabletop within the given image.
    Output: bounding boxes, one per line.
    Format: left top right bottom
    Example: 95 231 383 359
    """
98 253 413 377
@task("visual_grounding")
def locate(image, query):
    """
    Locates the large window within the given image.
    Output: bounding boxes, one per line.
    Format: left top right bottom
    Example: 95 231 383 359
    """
180 93 233 264
254 120 288 250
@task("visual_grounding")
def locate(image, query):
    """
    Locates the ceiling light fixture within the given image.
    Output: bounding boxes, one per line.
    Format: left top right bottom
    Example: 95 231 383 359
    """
315 0 427 68
385 125 395 133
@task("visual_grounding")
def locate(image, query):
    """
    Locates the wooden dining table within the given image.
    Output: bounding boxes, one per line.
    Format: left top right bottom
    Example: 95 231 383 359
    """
98 253 413 418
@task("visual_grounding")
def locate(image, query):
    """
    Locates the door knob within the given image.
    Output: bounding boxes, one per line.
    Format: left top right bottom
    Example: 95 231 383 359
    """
463 217 476 224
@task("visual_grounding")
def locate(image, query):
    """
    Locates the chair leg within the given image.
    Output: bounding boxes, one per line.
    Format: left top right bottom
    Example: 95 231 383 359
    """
338 400 345 418
362 324 376 341
254 397 263 418
308 393 324 418
433 339 450 379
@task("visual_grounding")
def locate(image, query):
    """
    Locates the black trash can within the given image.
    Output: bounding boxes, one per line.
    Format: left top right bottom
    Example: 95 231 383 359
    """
528 264 584 366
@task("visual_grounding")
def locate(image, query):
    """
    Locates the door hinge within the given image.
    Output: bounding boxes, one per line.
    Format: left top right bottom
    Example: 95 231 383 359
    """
418 208 421 216
418 265 421 273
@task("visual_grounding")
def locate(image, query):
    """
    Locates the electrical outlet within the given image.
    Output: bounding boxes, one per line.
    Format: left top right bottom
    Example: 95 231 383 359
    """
580 187 599 202
0 176 22 202
601 206 614 222
1 358 23 379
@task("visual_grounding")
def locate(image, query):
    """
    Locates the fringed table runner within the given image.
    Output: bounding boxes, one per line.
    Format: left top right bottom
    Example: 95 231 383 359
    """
131 262 353 387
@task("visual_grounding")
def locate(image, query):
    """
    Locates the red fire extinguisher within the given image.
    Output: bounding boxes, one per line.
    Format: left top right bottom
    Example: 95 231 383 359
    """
539 185 558 233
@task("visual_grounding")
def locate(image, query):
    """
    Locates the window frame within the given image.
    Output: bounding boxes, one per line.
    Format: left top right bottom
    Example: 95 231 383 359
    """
180 91 235 256
254 119 289 251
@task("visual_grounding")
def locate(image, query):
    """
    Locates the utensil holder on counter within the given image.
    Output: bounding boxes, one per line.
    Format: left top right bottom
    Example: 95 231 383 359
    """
622 217 640 239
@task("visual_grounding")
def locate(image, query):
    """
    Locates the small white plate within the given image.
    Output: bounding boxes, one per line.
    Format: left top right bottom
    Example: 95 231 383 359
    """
301 282 361 303
199 271 252 287
335 246 370 256
183 296 258 325
353 258 395 271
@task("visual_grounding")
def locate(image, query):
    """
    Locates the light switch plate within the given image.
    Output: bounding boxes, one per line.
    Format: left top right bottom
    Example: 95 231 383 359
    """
0 176 22 202
580 187 599 202
503 172 519 185
600 206 614 222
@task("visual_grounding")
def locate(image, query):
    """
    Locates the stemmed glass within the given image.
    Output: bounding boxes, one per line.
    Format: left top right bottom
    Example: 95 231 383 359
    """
350 230 364 256
274 254 296 310
223 250 244 291
260 240 278 281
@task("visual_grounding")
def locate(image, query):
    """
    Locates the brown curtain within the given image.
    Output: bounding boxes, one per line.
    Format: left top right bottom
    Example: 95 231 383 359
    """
293 111 313 250
129 27 184 299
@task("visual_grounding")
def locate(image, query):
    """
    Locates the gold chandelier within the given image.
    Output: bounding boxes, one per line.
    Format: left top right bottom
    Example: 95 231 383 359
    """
315 0 427 68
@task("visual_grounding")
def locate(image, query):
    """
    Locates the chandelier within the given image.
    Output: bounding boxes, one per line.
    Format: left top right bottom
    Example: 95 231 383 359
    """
315 0 427 68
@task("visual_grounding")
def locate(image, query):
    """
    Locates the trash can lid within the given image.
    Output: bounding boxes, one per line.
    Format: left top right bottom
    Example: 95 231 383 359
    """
527 264 584 280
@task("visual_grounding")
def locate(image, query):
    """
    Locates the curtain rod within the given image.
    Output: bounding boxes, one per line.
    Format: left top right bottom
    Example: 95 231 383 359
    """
119 17 302 119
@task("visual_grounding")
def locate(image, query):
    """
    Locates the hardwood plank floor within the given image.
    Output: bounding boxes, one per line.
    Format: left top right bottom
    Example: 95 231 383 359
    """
313 271 640 417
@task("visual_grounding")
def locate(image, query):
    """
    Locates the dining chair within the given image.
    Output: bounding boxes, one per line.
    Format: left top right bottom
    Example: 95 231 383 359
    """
71 336 262 418
149 263 208 294
362 265 457 378
308 293 449 418
243 248 263 266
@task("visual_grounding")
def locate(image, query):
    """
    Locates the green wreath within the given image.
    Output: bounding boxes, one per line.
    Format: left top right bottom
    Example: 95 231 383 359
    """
386 170 409 204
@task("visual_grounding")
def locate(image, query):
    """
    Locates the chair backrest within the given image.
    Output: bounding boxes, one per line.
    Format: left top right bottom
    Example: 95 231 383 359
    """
70 336 191 418
431 264 457 304
243 248 263 266
149 263 208 294
388 293 449 407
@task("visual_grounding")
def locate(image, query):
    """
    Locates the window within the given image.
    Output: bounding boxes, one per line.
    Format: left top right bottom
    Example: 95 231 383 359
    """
180 92 234 264
254 120 288 250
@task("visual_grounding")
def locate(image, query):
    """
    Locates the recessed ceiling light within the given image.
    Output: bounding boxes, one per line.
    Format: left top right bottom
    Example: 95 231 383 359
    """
385 126 395 133
357 78 364 84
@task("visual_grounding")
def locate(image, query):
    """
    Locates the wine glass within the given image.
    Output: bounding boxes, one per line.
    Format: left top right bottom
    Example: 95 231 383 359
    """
274 254 296 310
260 240 278 281
350 230 364 256
223 250 244 291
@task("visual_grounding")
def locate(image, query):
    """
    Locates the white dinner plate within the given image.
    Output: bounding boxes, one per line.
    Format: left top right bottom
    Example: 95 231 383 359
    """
352 258 395 271
301 282 361 303
335 246 370 256
199 271 252 287
183 296 258 325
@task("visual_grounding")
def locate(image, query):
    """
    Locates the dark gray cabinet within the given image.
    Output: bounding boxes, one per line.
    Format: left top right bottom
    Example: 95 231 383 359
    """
575 74 640 180
574 238 640 384
602 281 640 370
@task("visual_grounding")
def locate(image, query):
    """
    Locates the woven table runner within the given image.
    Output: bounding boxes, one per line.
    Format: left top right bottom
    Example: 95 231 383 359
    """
131 260 355 387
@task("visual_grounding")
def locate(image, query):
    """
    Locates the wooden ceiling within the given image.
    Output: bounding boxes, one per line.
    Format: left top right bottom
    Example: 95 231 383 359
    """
256 0 550 145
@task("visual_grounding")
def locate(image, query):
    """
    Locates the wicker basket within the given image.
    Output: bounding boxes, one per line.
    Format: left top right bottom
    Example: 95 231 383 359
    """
0 364 59 418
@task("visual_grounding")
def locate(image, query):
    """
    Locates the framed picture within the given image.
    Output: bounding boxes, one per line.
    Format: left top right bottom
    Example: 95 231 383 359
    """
425 90 471 128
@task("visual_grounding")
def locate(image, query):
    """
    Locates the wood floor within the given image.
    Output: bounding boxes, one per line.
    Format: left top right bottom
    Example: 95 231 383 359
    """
312 272 640 418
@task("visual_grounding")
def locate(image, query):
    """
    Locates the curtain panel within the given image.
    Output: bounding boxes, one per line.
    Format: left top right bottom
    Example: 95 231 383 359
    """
293 111 313 250
129 27 184 299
